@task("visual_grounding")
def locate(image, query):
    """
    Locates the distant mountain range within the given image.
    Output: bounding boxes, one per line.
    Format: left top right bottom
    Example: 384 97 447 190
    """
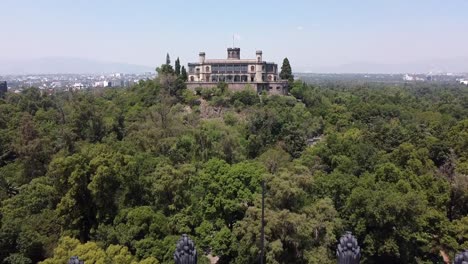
0 57 155 75
299 57 468 74
1 57 467 75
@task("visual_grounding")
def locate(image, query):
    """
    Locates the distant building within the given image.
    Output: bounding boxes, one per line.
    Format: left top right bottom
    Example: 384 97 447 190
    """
460 79 468 85
403 74 414 81
111 73 123 78
93 81 112 87
51 82 63 88
403 74 424 82
72 83 86 90
186 48 288 94
0 81 7 95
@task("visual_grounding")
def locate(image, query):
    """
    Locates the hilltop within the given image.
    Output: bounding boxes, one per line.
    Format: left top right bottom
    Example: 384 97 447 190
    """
0 66 467 263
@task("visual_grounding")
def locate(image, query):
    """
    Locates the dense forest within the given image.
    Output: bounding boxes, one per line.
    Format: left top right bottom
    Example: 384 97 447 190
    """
0 60 467 263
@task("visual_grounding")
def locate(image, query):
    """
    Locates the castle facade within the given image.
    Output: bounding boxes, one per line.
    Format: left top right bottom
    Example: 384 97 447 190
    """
186 48 288 95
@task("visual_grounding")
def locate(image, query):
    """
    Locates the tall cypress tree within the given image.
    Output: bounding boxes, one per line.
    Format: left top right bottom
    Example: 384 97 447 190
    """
181 66 188 81
280 58 294 85
175 57 181 76
157 53 174 75
166 53 171 65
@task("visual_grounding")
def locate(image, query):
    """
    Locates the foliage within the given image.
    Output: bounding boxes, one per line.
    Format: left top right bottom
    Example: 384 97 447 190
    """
0 67 467 263
279 58 294 85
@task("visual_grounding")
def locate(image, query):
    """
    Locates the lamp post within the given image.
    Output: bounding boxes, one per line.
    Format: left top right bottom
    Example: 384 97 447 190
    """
260 180 265 264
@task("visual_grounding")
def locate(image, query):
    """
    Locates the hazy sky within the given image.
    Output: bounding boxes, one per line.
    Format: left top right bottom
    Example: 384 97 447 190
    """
1 0 467 71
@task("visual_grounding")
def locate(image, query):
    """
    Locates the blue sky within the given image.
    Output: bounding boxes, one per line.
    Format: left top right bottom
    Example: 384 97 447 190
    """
1 0 467 71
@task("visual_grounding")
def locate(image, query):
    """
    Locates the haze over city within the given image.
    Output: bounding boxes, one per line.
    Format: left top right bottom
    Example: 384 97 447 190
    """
1 1 468 263
1 0 468 74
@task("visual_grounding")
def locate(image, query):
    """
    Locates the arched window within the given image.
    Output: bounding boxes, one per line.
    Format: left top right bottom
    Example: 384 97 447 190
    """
190 76 195 82
205 66 210 72
251 66 255 72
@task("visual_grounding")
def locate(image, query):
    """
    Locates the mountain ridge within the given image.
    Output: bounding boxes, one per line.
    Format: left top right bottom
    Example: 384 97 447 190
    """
0 57 155 74
298 57 468 74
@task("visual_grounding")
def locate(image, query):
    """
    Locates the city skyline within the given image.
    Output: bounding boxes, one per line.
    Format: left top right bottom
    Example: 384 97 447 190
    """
1 0 468 73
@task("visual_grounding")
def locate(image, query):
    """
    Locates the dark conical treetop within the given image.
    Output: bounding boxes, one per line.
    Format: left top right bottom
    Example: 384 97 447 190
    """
68 256 84 264
166 53 171 65
279 57 294 85
454 250 468 264
181 66 188 82
175 57 181 76
174 234 197 264
336 232 361 264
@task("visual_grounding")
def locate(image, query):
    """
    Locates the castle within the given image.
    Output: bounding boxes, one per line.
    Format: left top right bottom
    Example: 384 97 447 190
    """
186 48 288 95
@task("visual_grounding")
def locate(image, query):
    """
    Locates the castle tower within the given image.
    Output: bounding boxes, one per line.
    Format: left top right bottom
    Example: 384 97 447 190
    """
256 50 263 63
255 50 264 82
199 52 206 64
227 48 241 59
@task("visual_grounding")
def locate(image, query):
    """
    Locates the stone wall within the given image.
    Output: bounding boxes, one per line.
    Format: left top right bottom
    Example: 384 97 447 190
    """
186 82 257 92
186 82 288 95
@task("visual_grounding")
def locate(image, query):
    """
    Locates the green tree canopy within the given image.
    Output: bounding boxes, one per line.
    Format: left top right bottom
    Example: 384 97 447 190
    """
279 57 294 85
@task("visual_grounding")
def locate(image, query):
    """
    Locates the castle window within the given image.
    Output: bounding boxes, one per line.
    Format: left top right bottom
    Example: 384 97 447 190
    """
266 64 274 72
251 66 255 72
190 76 194 82
205 66 210 72
241 64 248 73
